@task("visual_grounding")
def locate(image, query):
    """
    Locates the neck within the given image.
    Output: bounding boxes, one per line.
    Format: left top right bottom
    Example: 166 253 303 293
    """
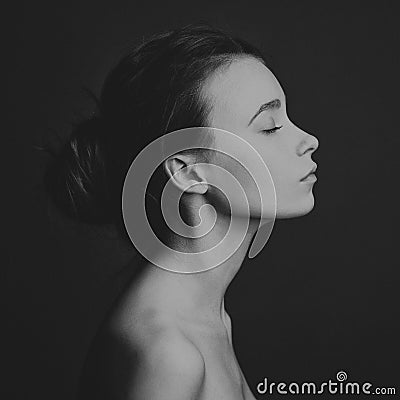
127 204 260 326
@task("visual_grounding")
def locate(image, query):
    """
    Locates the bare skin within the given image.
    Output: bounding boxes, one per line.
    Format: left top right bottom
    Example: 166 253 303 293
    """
77 256 258 400
77 57 318 399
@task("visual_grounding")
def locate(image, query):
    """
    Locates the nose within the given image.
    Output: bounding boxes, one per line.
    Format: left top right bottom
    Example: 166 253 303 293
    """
297 129 319 157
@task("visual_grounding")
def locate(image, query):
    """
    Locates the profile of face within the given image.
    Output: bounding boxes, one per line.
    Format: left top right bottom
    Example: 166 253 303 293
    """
200 57 320 220
126 56 320 268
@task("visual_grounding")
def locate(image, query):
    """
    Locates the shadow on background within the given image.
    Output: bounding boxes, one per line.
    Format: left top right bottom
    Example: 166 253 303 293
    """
5 1 399 399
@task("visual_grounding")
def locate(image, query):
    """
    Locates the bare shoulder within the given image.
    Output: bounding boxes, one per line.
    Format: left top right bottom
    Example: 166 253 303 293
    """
136 333 205 399
103 314 206 399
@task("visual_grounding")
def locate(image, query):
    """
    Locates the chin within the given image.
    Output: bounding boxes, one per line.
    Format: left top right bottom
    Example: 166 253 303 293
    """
276 195 316 219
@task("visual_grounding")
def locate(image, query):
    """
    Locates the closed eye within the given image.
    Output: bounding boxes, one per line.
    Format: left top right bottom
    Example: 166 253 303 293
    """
262 125 283 135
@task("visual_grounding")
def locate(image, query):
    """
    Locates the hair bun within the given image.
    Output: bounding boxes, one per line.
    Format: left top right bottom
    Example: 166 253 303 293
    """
44 116 112 224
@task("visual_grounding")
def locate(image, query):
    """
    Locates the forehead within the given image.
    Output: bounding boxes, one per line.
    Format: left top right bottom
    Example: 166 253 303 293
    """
203 57 284 129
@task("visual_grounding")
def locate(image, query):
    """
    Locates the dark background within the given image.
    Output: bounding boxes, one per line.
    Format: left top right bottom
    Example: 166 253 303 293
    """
5 0 399 399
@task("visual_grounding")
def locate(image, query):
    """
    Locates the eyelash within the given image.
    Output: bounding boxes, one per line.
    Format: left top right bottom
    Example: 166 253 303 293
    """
262 125 283 135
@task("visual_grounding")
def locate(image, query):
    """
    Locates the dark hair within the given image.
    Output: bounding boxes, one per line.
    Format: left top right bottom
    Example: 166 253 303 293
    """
43 23 266 238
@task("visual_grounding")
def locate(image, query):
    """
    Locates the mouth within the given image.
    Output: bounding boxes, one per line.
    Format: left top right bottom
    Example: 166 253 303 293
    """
300 164 318 182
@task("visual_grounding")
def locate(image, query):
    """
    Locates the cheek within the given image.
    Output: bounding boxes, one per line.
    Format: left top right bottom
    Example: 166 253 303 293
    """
209 134 277 216
256 147 302 205
258 148 286 180
205 150 263 216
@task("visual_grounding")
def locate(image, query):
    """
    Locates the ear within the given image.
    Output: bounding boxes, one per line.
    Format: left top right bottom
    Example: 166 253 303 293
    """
163 154 208 195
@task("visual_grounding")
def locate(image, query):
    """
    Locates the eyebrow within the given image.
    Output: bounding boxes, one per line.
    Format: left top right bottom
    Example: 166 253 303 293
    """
247 98 281 126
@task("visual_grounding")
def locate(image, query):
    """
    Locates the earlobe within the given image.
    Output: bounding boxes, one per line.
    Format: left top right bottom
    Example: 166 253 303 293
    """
163 155 208 195
188 179 208 195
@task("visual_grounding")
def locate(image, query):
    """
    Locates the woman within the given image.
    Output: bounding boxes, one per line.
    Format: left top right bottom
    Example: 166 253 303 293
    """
44 23 319 400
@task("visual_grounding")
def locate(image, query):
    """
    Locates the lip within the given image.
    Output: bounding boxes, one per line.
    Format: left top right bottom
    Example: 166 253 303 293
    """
300 173 317 183
300 164 318 182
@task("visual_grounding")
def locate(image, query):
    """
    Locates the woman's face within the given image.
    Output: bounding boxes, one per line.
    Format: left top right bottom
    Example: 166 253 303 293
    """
202 57 319 219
